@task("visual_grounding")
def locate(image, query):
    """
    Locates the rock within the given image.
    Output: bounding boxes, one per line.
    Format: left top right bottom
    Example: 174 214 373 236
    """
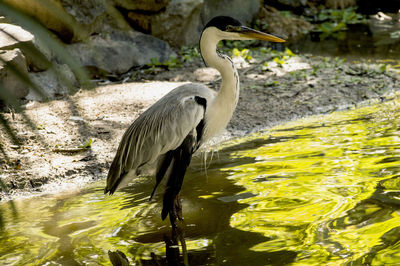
270 0 356 11
60 0 128 37
200 0 260 26
113 0 170 12
113 0 171 33
69 116 84 122
0 48 29 99
265 0 307 10
257 6 312 39
3 0 126 43
0 23 51 71
3 0 80 43
138 0 261 47
127 12 153 33
325 0 356 9
66 29 175 76
26 64 77 101
61 0 107 25
151 0 204 46
0 23 34 47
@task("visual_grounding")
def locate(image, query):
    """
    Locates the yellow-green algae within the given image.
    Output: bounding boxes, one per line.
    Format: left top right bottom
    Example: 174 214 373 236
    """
219 99 400 265
1 99 400 265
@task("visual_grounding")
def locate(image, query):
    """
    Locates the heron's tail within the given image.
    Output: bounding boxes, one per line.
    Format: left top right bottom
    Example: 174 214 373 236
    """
104 157 126 195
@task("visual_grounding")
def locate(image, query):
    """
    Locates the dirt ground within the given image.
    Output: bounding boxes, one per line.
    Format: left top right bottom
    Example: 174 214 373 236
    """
0 52 399 199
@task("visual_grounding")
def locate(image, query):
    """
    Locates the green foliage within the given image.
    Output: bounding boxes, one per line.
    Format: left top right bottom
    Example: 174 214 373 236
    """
146 56 181 73
284 47 295 57
312 7 365 40
222 40 259 50
289 69 308 80
264 47 296 69
163 56 181 69
252 18 267 32
259 47 272 55
180 46 200 63
279 10 294 18
318 21 347 40
315 8 364 24
231 48 252 61
378 64 387 74
146 45 200 71
79 138 93 149
263 80 279 87
273 56 286 66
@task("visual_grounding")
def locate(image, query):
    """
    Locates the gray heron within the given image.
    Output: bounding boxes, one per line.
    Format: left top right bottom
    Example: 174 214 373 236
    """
104 16 285 226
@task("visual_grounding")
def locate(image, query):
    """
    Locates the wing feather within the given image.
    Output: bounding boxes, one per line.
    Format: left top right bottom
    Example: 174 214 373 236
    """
105 83 214 194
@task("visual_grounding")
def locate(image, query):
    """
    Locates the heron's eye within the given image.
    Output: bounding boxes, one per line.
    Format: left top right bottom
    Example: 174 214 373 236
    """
226 25 237 32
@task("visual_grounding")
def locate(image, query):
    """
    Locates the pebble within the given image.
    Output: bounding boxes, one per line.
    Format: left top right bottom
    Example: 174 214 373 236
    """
69 116 84 122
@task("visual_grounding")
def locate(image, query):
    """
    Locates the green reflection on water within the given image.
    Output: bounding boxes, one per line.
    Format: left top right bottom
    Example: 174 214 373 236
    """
1 100 400 265
222 100 400 265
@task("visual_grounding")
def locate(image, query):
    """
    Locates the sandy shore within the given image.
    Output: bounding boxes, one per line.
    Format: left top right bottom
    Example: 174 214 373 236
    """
0 53 399 199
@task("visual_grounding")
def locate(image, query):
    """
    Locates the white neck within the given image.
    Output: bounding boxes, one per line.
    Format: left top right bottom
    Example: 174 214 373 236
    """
200 27 240 139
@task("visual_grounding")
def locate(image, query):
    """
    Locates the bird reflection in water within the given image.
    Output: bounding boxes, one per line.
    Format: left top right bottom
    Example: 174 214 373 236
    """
108 224 189 266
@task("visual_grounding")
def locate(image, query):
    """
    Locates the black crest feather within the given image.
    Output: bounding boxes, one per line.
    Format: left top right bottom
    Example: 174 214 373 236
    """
203 16 242 31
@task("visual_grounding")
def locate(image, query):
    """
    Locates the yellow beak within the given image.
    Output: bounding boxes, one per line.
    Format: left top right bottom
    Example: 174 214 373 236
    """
238 26 285 42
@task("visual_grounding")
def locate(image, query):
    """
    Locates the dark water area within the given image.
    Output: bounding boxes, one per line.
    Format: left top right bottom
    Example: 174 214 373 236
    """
357 1 400 15
1 99 400 265
290 16 400 63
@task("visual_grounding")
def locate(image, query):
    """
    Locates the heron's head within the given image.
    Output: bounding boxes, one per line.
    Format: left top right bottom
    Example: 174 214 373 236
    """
202 16 285 42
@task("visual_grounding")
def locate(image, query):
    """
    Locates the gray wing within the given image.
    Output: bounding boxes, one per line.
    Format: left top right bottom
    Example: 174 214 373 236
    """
105 83 215 194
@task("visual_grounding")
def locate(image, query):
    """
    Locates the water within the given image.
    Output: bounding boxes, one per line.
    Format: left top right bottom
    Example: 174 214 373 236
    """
1 99 400 265
290 18 400 63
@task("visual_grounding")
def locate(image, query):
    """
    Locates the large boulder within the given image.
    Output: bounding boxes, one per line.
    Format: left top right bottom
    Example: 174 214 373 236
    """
200 0 260 26
0 23 51 71
0 23 33 48
267 0 356 11
325 0 356 9
151 0 204 46
257 6 312 39
3 0 81 43
3 0 125 43
26 64 77 101
113 0 170 12
148 0 261 47
265 0 308 9
66 29 175 76
0 48 29 99
60 0 129 37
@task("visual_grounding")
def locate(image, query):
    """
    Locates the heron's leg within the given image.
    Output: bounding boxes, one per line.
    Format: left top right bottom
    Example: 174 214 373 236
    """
174 193 183 221
169 209 178 228
168 194 183 228
162 133 195 227
174 225 189 266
